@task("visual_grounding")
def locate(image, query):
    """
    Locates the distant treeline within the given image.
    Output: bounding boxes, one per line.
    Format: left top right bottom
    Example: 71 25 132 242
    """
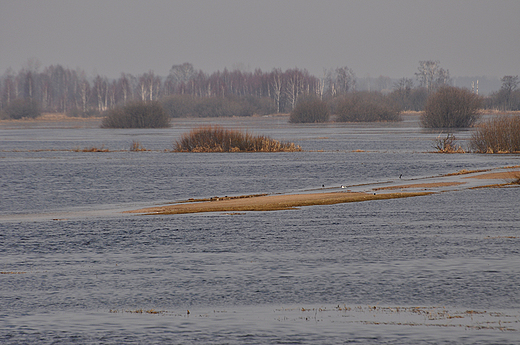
0 62 518 119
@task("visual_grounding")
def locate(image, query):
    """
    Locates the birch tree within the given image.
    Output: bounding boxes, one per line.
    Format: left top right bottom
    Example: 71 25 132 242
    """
270 69 283 113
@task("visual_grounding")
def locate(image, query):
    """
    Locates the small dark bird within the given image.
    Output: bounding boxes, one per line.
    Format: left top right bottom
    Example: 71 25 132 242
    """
399 174 402 179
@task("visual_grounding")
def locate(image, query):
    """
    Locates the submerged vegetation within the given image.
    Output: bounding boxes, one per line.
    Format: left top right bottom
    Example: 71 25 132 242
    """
470 115 520 153
173 126 301 152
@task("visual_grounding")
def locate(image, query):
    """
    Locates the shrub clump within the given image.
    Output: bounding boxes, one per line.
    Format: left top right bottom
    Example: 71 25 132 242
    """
289 96 330 123
334 92 401 122
101 101 170 128
2 99 41 119
470 115 520 153
174 126 301 152
421 86 482 128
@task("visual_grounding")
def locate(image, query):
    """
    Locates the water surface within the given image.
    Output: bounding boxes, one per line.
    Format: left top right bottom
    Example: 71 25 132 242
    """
1 115 519 344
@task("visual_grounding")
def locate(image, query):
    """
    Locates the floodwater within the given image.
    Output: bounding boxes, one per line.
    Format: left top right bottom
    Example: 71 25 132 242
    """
1 115 519 344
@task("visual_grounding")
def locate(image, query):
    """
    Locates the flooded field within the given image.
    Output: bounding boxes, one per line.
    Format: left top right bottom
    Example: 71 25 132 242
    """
1 114 519 344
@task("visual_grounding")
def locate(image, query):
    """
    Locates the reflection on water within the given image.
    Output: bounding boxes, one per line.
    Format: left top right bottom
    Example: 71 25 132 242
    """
1 116 519 344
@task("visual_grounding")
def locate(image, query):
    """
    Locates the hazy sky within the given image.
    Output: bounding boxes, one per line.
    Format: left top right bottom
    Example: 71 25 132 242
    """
1 0 519 79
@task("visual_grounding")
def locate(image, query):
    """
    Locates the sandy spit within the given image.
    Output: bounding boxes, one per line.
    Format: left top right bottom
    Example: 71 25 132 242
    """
126 191 432 215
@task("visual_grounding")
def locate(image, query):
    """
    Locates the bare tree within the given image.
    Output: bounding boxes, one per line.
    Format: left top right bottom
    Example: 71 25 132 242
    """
118 73 132 105
391 77 415 110
79 77 90 113
284 69 304 110
93 75 108 112
138 73 149 101
323 66 355 97
39 73 51 111
501 75 519 93
335 67 356 94
375 75 392 92
270 69 283 113
498 75 520 110
393 77 414 92
415 60 450 93
168 63 196 87
1 70 16 108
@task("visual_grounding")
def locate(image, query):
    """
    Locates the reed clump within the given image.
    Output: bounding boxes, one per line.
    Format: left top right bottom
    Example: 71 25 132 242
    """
470 115 520 153
173 126 301 152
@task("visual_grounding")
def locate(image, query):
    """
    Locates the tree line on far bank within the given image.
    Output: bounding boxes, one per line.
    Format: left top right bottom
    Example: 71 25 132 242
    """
1 61 519 128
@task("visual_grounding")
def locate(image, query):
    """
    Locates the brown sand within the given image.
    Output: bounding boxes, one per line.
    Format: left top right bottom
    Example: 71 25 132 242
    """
373 181 465 191
126 191 432 215
464 170 520 179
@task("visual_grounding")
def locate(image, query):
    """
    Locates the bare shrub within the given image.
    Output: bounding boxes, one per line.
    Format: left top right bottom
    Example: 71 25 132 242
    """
289 96 329 123
421 86 482 128
470 115 520 153
101 101 170 128
3 99 41 119
174 126 301 152
434 133 464 153
334 91 401 122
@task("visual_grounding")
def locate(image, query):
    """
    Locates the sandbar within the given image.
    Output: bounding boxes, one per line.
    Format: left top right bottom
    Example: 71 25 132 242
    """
126 191 432 215
464 170 520 180
373 181 465 191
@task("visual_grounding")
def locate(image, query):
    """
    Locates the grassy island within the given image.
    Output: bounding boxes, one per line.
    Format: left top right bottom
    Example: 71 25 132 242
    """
173 126 301 152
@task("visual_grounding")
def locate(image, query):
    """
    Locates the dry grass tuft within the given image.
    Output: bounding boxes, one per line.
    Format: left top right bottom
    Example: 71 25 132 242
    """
173 126 301 152
130 140 147 151
74 145 109 152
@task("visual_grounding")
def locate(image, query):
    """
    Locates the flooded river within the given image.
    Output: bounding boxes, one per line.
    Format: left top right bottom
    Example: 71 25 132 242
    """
1 115 519 344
